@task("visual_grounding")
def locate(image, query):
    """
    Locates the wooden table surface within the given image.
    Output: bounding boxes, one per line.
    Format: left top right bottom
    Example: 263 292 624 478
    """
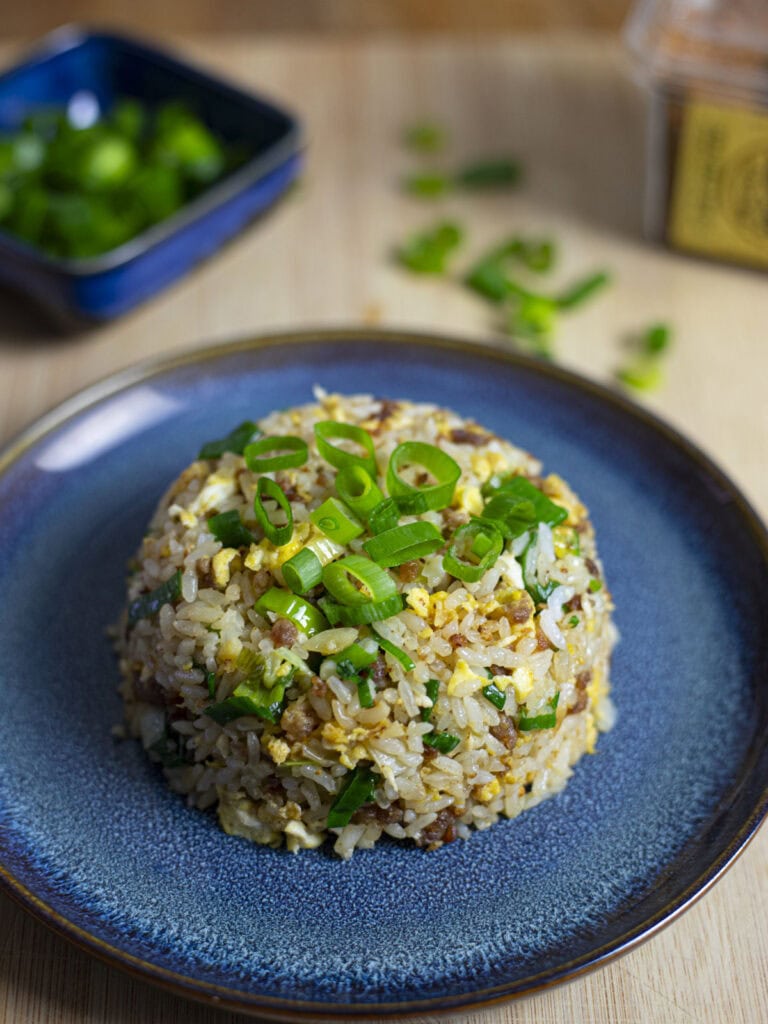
1 34 767 1024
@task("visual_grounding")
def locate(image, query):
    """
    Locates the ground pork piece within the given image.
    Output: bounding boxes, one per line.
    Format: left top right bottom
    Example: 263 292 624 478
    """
275 474 301 502
569 670 591 715
311 675 328 697
368 653 389 686
398 560 421 583
352 802 404 825
565 593 582 612
367 399 401 434
442 507 470 531
449 633 468 649
536 626 554 651
271 618 298 647
506 597 533 624
417 807 461 848
280 699 319 740
447 427 488 446
251 568 273 600
132 674 167 706
585 557 601 578
196 556 215 589
490 714 518 751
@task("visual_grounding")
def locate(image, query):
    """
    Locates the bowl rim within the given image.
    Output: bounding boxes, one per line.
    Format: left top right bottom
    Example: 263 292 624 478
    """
1 326 767 1019
0 24 303 277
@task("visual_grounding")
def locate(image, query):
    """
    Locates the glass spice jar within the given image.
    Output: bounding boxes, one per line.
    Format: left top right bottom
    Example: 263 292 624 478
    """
625 0 768 270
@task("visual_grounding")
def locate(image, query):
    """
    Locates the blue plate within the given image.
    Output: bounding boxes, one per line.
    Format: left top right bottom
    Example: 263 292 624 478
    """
0 27 301 324
1 329 767 1019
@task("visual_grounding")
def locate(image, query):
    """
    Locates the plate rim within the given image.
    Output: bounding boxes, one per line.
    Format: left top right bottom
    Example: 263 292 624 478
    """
1 325 767 1019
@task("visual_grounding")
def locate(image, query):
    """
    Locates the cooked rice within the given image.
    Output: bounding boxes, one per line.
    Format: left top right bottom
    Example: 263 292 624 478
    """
116 392 617 858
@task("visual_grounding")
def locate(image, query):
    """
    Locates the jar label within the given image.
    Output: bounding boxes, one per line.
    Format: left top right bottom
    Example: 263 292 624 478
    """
669 99 768 268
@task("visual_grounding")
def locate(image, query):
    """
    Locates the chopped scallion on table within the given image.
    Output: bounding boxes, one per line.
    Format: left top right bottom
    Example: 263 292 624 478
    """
396 221 463 274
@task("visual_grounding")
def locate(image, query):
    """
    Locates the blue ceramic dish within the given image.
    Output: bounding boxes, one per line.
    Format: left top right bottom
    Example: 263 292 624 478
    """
0 27 301 324
1 329 767 1019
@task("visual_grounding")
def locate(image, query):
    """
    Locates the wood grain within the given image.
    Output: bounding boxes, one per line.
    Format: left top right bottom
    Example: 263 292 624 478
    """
0 34 766 1024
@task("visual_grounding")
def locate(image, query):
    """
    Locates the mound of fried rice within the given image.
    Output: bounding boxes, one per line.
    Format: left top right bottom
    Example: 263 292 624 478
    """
116 392 616 858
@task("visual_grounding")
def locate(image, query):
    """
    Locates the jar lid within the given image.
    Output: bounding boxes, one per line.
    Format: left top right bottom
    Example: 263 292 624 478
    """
625 0 768 99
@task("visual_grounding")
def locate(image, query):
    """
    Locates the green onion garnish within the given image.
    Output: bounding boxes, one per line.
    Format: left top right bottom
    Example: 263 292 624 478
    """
387 441 461 513
363 521 443 568
319 593 405 626
370 627 415 672
443 519 503 583
521 538 558 605
482 681 506 710
334 639 379 674
255 588 328 636
568 614 580 627
310 497 364 545
465 258 512 304
403 172 450 198
322 555 397 606
368 498 400 535
282 547 323 594
481 475 567 538
207 679 287 726
314 421 377 476
207 509 254 548
557 271 610 310
254 477 294 547
357 676 375 708
423 731 461 754
518 692 560 731
403 121 446 154
128 569 182 624
327 765 379 828
198 420 260 460
589 578 603 593
244 435 308 473
421 678 440 721
396 221 463 274
457 158 521 189
206 671 217 699
335 465 384 520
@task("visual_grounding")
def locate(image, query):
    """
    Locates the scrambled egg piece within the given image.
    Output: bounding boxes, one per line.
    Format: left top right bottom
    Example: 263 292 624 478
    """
447 659 485 697
469 450 508 480
474 778 501 803
189 469 238 517
213 548 239 588
454 484 483 516
266 737 291 765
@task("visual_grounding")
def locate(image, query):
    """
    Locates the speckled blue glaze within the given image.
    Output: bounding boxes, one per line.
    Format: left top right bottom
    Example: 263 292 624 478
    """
1 331 767 1018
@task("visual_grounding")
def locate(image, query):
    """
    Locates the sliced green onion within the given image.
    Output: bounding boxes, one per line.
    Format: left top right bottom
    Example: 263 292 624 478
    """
643 322 672 355
310 497 364 545
357 677 375 708
481 476 567 538
403 121 447 154
368 498 400 534
255 588 328 636
319 593 405 626
457 158 521 189
421 678 440 721
207 509 255 548
335 465 384 519
363 521 443 568
557 271 610 310
207 678 287 726
282 547 323 594
616 357 664 393
254 477 294 547
370 627 415 672
314 421 377 476
589 578 603 593
387 442 461 513
128 570 182 624
244 435 308 473
396 221 463 274
423 731 461 754
443 519 503 583
568 615 580 627
403 171 451 198
521 538 558 605
334 640 379 676
519 692 560 731
322 555 397 606
327 765 379 827
198 420 260 460
206 671 217 699
482 682 506 710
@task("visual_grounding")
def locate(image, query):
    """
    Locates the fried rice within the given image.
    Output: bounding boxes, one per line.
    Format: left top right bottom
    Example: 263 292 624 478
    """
116 391 616 858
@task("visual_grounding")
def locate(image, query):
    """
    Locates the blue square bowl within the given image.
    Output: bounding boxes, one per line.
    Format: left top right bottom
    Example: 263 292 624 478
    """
0 26 302 324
